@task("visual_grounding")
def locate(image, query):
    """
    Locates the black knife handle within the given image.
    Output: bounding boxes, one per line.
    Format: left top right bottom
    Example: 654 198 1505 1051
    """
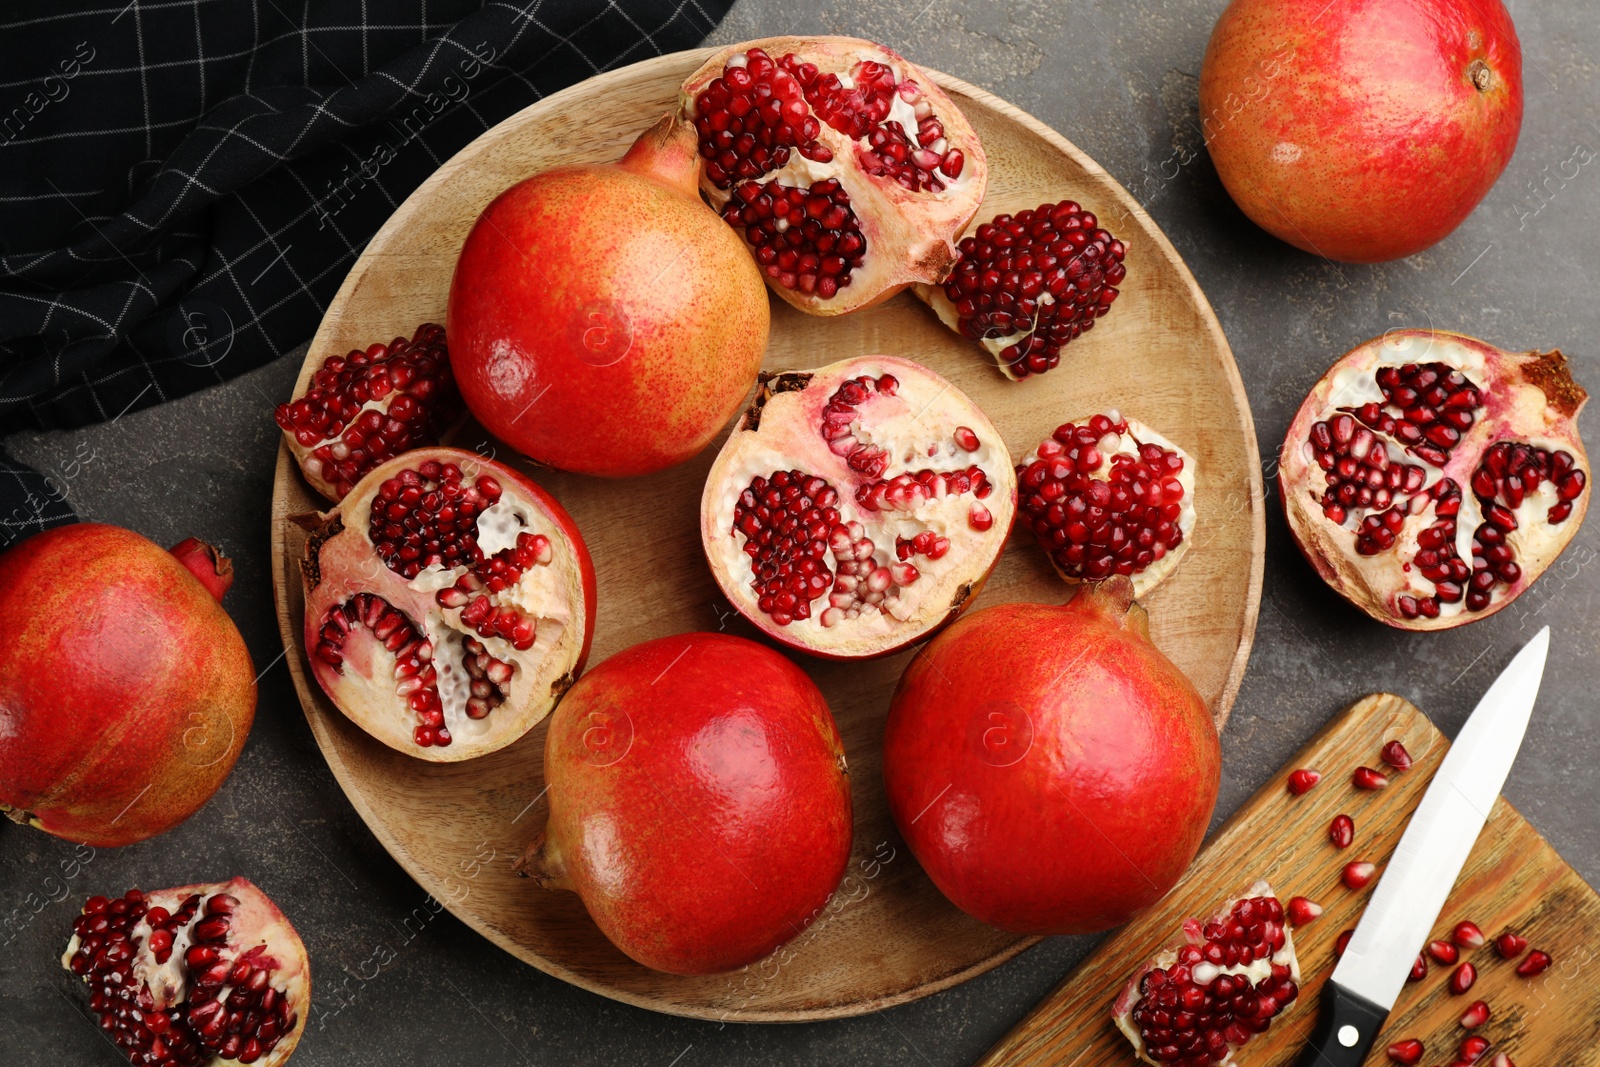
1292 981 1389 1067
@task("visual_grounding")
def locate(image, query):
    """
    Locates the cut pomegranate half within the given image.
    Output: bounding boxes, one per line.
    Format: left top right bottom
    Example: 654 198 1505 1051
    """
1280 330 1589 629
1112 881 1301 1067
916 199 1127 379
1016 412 1196 597
298 447 595 760
276 323 464 502
61 879 309 1067
701 355 1016 659
681 36 987 316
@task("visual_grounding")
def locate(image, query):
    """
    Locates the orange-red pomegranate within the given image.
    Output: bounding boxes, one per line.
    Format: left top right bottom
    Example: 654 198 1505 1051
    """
518 632 852 975
883 577 1219 934
448 115 769 478
0 525 256 847
1200 0 1522 262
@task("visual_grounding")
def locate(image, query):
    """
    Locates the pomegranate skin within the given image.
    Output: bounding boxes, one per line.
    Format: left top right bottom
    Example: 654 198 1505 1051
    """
521 632 852 975
884 578 1220 935
1200 0 1522 263
0 524 256 846
449 114 770 477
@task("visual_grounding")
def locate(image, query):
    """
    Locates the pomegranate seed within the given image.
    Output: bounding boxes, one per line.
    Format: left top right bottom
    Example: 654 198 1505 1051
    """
1329 813 1355 848
1410 953 1428 981
1429 939 1460 965
1459 1035 1491 1063
1494 931 1528 959
1459 1000 1489 1029
1287 896 1323 925
1450 962 1477 994
1488 1053 1516 1067
1288 768 1322 795
1516 949 1551 976
1342 861 1376 889
937 201 1126 379
953 426 980 452
1335 928 1354 958
1381 740 1414 770
1388 1039 1425 1065
1352 766 1390 790
1452 921 1485 950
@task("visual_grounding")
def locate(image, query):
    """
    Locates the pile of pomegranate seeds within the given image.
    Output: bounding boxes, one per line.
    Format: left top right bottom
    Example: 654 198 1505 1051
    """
275 323 457 499
720 178 866 299
65 889 300 1066
938 201 1125 379
1017 413 1186 584
1120 893 1299 1067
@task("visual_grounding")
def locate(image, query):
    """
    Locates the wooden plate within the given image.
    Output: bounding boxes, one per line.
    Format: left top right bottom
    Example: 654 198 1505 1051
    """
270 48 1264 1022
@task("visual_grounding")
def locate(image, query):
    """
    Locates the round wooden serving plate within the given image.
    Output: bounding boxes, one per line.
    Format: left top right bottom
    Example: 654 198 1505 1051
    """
270 48 1264 1022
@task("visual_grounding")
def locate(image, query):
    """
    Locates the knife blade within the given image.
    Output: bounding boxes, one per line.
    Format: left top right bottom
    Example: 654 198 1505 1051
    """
1293 625 1549 1067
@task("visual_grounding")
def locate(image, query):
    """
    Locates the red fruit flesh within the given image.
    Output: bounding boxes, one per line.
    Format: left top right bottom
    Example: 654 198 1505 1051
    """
277 323 461 502
1280 332 1588 629
1494 931 1527 958
448 115 769 478
1453 920 1486 949
1287 768 1322 795
1353 766 1391 790
1382 740 1415 770
1450 961 1478 994
1389 1039 1426 1065
1329 813 1355 848
1460 1035 1491 1063
518 633 851 975
1015 413 1196 597
0 525 256 846
1342 861 1376 889
682 36 988 316
1112 882 1301 1067
1459 1000 1489 1029
916 200 1127 379
884 577 1221 934
300 448 595 760
1430 939 1461 965
702 355 1017 659
1286 896 1323 925
1200 0 1522 262
62 879 309 1066
1516 949 1551 976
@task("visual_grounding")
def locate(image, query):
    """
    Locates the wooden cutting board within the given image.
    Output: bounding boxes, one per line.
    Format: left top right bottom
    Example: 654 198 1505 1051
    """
978 693 1600 1067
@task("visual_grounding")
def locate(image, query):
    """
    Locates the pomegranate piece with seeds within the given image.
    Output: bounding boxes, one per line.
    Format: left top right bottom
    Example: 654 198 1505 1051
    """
681 36 987 316
276 323 462 502
1015 412 1195 597
1112 881 1301 1067
299 447 595 760
1280 330 1589 629
61 879 309 1066
916 200 1127 379
701 355 1016 659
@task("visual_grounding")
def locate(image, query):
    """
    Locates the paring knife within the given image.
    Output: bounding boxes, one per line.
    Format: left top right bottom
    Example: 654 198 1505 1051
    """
1294 626 1550 1067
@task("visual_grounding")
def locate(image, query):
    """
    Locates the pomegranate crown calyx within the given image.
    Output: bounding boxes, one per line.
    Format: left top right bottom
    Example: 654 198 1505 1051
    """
617 112 702 197
1069 575 1149 637
168 537 233 602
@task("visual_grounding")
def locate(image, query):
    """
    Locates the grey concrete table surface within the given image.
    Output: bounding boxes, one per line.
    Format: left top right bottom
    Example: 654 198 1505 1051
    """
3 1 1596 1064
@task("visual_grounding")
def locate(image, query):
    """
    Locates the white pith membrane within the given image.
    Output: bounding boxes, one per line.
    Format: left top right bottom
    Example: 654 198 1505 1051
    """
680 35 988 316
1016 413 1197 598
1112 881 1300 1067
61 878 310 1067
300 448 591 761
702 355 1016 658
1280 331 1590 630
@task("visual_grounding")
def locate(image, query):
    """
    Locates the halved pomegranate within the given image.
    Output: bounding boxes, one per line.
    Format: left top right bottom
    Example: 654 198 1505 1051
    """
276 323 463 501
62 878 309 1066
1016 412 1195 597
1280 330 1589 629
701 355 1016 658
681 36 987 315
915 199 1127 379
298 447 595 759
1112 881 1301 1067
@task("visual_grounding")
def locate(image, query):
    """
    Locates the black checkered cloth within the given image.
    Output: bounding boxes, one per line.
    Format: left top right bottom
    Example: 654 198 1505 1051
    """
0 0 730 549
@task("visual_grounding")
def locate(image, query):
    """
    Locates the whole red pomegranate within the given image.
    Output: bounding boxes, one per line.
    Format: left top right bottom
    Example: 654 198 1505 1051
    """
1200 0 1522 262
518 632 852 975
0 525 256 846
883 577 1219 935
448 114 769 478
63 878 310 1065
